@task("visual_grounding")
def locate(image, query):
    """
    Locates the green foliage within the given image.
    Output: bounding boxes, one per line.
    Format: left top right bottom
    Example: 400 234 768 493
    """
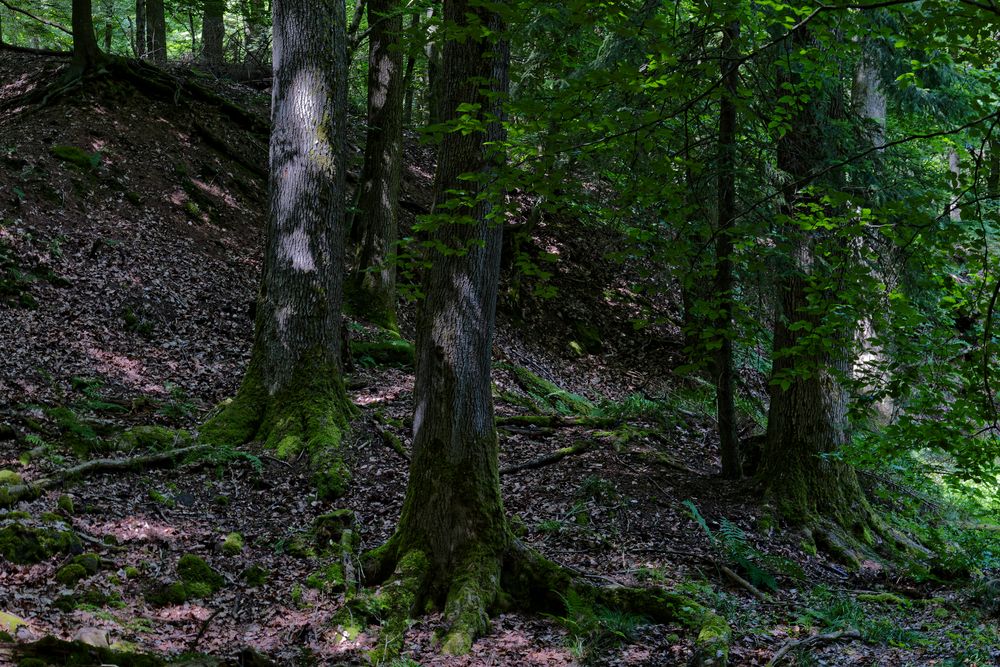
684 500 801 591
50 145 101 170
548 588 648 661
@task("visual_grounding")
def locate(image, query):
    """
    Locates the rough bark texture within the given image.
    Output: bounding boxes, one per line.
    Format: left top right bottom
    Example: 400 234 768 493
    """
351 0 404 330
200 0 352 500
71 0 105 72
146 0 166 62
423 3 444 126
714 19 741 480
401 11 419 126
201 0 225 67
759 24 874 549
135 0 146 58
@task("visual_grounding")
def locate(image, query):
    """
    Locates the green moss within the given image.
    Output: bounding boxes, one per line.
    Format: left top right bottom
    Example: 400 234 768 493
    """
72 553 101 574
350 340 414 368
0 523 82 564
496 362 594 416
1 611 27 634
222 532 244 554
571 321 604 355
55 563 88 585
306 563 345 591
124 566 140 579
692 610 731 666
213 495 230 506
0 469 22 486
57 495 74 514
243 564 268 587
857 592 908 605
18 658 46 667
367 549 430 664
15 636 167 667
201 353 355 500
313 509 355 547
119 426 192 451
177 554 224 590
50 145 101 169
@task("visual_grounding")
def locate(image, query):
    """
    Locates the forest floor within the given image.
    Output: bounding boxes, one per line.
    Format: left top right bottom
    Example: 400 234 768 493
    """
1 50 999 666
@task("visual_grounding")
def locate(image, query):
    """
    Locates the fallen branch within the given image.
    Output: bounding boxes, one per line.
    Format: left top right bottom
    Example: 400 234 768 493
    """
500 441 594 475
0 0 71 35
958 522 1000 532
766 629 861 666
495 414 618 429
0 445 210 506
372 417 409 463
720 564 769 602
0 42 71 57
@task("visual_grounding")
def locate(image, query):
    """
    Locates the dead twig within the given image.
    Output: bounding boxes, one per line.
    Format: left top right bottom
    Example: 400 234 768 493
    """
501 441 594 475
766 629 861 666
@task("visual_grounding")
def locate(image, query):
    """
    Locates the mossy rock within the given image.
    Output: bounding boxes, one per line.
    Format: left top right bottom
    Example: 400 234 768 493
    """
146 554 224 605
50 145 101 170
349 340 414 368
55 563 88 585
72 553 101 574
0 523 82 564
118 426 193 451
0 469 23 486
177 554 224 590
222 532 244 555
57 495 74 515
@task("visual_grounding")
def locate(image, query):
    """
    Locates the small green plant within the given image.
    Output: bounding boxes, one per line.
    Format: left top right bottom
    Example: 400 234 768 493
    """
684 500 800 591
157 383 196 422
548 588 648 661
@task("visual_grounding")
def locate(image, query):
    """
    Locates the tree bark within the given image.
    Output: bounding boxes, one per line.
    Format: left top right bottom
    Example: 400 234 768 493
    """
759 23 874 546
714 19 741 480
71 0 105 72
365 0 511 654
146 0 166 62
351 0 404 330
135 0 146 58
200 0 352 501
202 0 225 67
423 2 444 126
401 10 419 126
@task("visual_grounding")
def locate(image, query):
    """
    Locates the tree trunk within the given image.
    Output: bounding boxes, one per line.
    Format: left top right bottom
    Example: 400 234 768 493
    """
146 0 166 62
714 19 741 480
71 0 105 72
135 0 146 58
201 0 225 67
424 2 444 126
948 146 962 221
350 0 403 330
401 10 419 126
365 0 511 654
200 0 352 501
759 24 874 555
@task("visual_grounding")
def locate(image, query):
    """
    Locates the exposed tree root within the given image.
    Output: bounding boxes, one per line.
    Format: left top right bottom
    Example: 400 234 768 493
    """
356 538 732 664
199 369 354 499
765 629 861 666
0 42 71 57
0 445 209 507
500 440 594 475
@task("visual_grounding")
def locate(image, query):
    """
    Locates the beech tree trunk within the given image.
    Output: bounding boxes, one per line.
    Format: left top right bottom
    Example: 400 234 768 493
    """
200 0 352 500
714 19 741 480
135 0 146 58
366 0 511 654
146 0 166 62
401 10 419 126
202 0 225 67
71 0 104 72
424 2 444 126
351 0 403 330
759 24 873 544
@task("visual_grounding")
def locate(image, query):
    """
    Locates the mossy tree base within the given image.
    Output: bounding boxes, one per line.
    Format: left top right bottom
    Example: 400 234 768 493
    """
356 537 730 664
200 361 355 499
